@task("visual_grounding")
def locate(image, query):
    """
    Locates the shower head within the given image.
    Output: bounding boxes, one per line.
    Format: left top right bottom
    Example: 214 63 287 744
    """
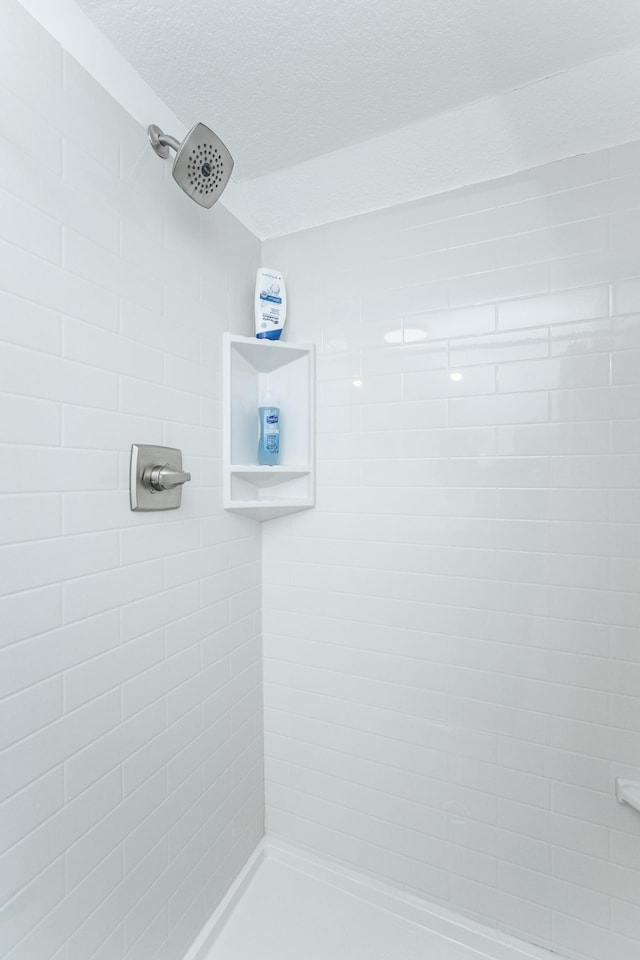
148 122 234 209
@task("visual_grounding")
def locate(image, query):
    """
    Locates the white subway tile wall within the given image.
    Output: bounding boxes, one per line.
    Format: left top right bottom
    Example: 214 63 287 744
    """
0 4 263 959
262 144 640 960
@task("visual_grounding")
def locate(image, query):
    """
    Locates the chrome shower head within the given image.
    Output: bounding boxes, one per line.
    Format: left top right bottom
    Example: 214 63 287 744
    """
148 122 234 209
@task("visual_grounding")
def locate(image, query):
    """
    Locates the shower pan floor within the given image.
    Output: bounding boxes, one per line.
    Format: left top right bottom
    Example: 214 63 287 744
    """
184 841 565 960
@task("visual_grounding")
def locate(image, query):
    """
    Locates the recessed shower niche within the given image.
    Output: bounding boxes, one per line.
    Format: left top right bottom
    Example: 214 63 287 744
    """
222 334 315 521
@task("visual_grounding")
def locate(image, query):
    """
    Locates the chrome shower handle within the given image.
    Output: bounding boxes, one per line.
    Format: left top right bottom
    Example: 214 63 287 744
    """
149 464 192 491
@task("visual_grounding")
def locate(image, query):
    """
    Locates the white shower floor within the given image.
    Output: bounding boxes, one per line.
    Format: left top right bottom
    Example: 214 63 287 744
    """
184 841 565 960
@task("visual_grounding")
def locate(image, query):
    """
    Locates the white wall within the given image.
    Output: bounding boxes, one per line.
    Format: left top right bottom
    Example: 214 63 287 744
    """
5 4 640 959
263 144 640 960
0 4 263 959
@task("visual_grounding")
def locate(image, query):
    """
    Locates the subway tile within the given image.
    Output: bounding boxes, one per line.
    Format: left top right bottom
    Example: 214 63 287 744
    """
498 286 608 330
551 453 640 488
120 520 200 567
63 227 161 313
0 185 61 264
404 304 495 340
323 372 402 406
0 340 117 409
551 249 640 291
404 365 495 401
64 630 164 712
0 769 121 904
610 140 640 177
499 861 610 927
0 531 118 598
66 771 165 892
319 343 362 385
498 354 610 393
403 426 495 459
448 818 549 874
449 391 548 426
0 586 61 649
4 25 640 958
361 279 448 322
613 900 640 940
497 421 608 456
497 738 608 792
120 376 199 424
6 847 123 960
260 142 640 960
554 915 639 960
0 12 264 958
65 701 165 801
498 798 609 859
125 707 203 797
550 318 613 357
0 289 61 354
0 856 66 956
120 582 200 642
0 83 62 176
0 677 63 750
0 233 118 330
67 841 167 960
362 398 447 430
63 316 164 382
611 209 640 252
613 348 640 385
612 277 640 315
125 773 202 873
449 263 549 308
63 560 163 623
360 341 448 376
553 845 640 904
0 494 60 545
62 490 143 534
63 405 164 452
165 602 229 657
612 420 640 452
0 446 119 493
551 384 640 422
449 328 548 367
449 873 552 940
122 646 201 719
0 611 119 699
0 691 120 802
0 769 64 856
0 3 63 111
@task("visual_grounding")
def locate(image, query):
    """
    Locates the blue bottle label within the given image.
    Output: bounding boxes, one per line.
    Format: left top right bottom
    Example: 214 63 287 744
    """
264 432 279 454
261 408 279 458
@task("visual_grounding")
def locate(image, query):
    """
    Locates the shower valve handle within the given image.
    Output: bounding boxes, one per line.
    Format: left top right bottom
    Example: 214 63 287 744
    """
149 464 192 492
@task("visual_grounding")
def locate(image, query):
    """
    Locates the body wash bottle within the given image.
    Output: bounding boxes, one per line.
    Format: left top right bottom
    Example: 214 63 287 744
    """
258 392 280 466
255 268 286 340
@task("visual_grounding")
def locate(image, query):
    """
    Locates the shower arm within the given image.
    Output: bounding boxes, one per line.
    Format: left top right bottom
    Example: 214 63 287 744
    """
148 124 181 159
158 133 181 152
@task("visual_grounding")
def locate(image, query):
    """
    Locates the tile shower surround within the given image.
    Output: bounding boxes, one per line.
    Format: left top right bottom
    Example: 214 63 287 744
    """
262 144 640 960
0 4 263 959
3 3 640 960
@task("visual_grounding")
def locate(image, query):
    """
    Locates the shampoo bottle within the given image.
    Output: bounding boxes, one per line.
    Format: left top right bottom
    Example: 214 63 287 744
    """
255 268 286 340
258 391 280 466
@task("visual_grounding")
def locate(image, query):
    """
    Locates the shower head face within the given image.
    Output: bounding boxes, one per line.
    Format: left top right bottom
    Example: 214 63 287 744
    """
172 122 234 209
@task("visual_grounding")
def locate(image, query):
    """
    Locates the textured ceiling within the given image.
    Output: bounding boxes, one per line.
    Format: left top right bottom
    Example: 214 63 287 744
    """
73 0 640 182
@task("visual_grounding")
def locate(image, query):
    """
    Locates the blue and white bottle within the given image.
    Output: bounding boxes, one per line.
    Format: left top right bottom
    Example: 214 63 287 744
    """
258 393 280 466
255 268 286 341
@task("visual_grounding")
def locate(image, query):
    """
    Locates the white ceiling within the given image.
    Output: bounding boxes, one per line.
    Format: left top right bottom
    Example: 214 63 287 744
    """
74 0 640 181
19 0 640 236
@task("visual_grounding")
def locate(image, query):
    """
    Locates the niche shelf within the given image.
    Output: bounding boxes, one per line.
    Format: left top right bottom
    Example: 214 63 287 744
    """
222 334 315 521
